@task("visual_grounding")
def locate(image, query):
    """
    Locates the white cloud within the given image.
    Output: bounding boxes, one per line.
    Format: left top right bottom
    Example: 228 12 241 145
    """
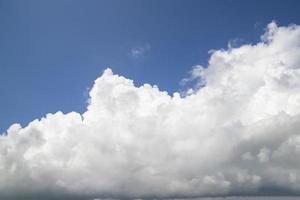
1 22 300 199
129 43 151 59
180 65 206 95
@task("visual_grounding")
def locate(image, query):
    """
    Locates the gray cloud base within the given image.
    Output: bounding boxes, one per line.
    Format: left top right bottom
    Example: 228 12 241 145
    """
1 22 300 199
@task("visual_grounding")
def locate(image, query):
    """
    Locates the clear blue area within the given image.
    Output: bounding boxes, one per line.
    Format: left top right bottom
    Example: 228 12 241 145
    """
1 0 300 132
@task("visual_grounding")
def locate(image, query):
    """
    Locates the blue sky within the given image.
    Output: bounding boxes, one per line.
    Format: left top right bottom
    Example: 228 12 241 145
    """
1 0 300 132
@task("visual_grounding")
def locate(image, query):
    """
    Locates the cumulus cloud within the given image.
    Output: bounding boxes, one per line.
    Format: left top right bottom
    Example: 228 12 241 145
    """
1 22 300 199
180 65 206 95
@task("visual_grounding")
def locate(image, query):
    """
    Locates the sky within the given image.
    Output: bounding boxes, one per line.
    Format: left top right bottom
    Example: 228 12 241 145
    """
1 0 300 132
1 1 300 200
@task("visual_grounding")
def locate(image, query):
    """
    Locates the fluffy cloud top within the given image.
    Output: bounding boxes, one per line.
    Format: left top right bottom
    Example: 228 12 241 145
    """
1 22 300 199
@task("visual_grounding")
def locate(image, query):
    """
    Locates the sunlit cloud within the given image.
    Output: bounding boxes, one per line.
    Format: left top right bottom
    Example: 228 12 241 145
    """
1 22 300 199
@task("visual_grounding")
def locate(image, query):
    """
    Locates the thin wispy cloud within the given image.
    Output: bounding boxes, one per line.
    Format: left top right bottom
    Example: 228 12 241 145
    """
180 65 206 95
1 22 300 200
129 43 151 59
